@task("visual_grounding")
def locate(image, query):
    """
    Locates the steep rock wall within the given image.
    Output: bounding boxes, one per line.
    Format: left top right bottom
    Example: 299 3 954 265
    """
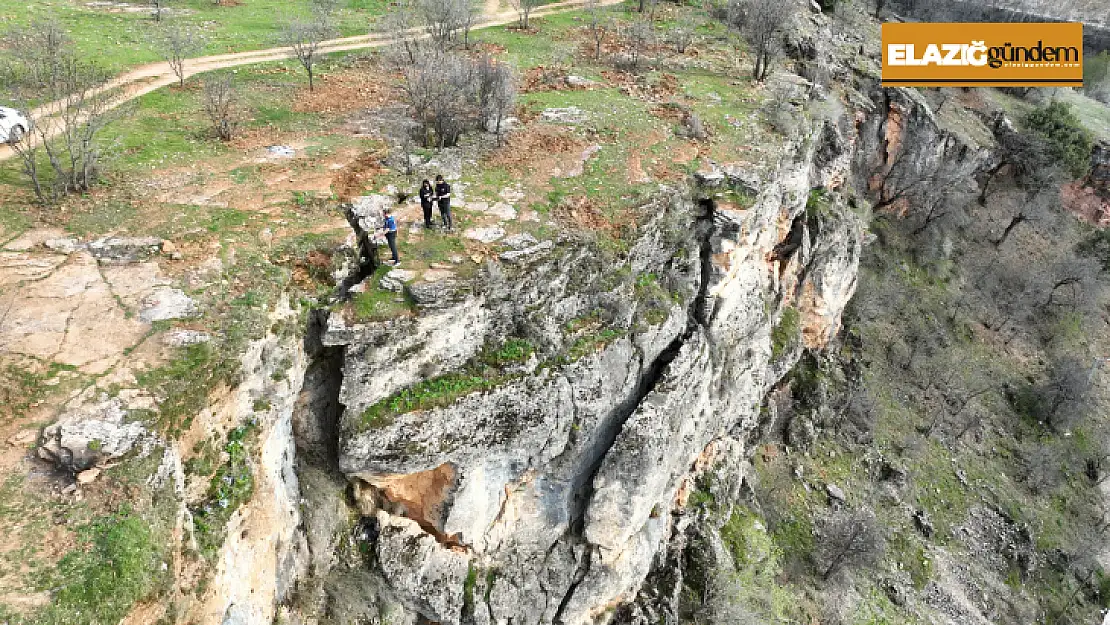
292 89 877 624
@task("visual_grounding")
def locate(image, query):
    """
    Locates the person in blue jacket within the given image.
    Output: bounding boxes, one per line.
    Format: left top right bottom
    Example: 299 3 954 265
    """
382 207 399 265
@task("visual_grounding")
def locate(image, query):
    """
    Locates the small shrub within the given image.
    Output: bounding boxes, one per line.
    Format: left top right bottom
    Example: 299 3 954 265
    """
488 338 534 365
813 508 886 581
1023 101 1094 179
566 328 625 362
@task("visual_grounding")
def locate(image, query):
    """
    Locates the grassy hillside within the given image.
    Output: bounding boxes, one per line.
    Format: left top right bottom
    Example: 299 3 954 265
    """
0 0 391 73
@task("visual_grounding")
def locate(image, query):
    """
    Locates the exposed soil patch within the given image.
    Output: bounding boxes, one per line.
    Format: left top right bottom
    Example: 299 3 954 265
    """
366 463 459 536
554 194 632 238
487 124 585 171
333 151 387 201
521 65 591 93
1061 180 1110 226
602 70 680 102
293 62 397 115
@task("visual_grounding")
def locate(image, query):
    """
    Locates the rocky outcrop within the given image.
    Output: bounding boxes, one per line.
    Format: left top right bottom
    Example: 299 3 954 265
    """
183 299 311 625
286 76 881 623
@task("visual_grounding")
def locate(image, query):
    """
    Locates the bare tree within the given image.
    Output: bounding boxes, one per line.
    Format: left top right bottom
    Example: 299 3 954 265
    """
402 53 479 148
980 119 1061 206
3 19 130 203
508 0 539 29
152 19 202 88
690 570 763 625
814 508 885 580
456 0 479 49
872 145 969 215
380 0 425 69
478 56 516 145
311 0 342 17
989 189 1055 249
727 0 792 82
624 19 655 71
7 59 128 203
151 0 169 22
585 0 609 61
416 0 465 51
202 74 238 141
281 11 337 91
670 15 697 54
1023 357 1094 433
1019 439 1066 494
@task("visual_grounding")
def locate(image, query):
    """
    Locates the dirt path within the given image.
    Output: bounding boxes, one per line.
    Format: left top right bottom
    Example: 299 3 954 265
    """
0 0 614 164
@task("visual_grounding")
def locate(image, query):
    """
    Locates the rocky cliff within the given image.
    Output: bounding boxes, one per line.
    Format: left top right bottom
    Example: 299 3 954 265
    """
255 86 969 625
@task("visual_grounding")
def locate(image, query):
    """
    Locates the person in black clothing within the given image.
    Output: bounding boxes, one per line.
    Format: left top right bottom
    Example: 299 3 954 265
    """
418 179 435 229
434 174 453 231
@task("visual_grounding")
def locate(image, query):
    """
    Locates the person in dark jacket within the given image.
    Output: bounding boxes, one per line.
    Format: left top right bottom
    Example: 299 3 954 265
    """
434 174 453 231
418 179 435 229
382 207 399 265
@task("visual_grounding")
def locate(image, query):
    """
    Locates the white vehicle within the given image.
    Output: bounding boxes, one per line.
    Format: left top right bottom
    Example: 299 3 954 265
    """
0 107 31 144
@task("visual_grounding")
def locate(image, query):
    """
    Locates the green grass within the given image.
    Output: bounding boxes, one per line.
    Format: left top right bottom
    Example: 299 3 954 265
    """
463 562 478 619
351 284 416 322
709 506 804 623
484 338 535 365
357 336 548 429
0 0 392 74
0 361 86 422
35 507 168 625
565 327 625 362
360 373 499 427
136 341 239 437
770 306 800 359
190 422 259 558
185 438 220 478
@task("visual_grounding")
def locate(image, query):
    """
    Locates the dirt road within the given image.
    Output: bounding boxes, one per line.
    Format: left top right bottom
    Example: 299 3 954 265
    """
0 0 613 163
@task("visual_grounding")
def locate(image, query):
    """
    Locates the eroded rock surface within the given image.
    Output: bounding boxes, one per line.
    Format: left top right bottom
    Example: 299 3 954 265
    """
296 83 873 625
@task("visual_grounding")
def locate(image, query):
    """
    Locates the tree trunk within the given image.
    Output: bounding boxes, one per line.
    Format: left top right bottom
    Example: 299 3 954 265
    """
307 66 314 91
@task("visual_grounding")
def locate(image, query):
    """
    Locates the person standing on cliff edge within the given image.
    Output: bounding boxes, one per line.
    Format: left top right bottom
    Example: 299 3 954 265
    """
434 174 453 232
382 207 399 266
418 179 435 229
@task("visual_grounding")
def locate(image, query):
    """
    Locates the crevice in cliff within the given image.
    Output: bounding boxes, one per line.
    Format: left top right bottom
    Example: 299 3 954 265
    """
293 308 346 471
553 195 718 624
692 199 717 330
338 202 381 298
552 548 592 625
575 197 717 507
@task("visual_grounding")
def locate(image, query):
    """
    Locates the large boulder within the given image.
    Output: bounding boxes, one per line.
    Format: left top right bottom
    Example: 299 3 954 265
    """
38 397 149 471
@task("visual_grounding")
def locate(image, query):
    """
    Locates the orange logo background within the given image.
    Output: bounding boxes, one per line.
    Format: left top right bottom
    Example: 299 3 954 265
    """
882 22 1084 87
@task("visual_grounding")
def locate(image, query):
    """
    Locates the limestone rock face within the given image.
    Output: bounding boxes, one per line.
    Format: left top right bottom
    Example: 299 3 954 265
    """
376 512 472 623
186 298 311 625
306 85 880 624
253 64 999 625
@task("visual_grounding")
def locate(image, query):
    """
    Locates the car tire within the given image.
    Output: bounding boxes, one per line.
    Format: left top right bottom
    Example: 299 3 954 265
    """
8 125 25 143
